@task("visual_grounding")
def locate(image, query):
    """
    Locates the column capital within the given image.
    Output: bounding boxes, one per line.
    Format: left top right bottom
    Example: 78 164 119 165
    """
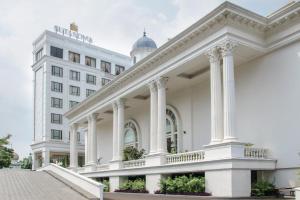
116 98 126 108
148 81 157 93
156 77 168 89
70 123 79 131
218 39 238 57
205 47 220 64
112 102 118 111
88 113 98 121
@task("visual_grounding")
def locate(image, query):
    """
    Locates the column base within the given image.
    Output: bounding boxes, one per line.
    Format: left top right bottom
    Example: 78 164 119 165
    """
204 141 246 160
146 174 164 194
205 169 251 197
109 176 127 192
110 160 122 170
145 153 166 167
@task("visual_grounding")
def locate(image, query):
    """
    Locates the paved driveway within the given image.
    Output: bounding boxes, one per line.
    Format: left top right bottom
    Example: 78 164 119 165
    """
0 169 88 200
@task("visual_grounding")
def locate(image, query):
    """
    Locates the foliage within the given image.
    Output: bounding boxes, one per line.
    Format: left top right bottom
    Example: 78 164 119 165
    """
116 179 147 193
0 134 14 169
102 180 110 192
21 154 32 169
123 146 145 161
251 180 277 197
159 175 206 195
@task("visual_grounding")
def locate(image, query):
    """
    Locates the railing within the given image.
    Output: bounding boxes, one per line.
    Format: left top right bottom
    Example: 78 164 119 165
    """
96 164 110 171
244 147 267 159
123 159 145 168
38 164 103 200
166 150 205 164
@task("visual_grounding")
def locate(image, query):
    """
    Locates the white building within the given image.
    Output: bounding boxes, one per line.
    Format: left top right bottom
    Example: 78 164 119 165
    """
31 25 131 170
63 1 300 197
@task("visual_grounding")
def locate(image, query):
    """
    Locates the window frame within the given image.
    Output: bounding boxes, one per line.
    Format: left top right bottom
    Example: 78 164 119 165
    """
69 85 80 96
51 97 63 108
51 129 62 140
51 113 62 124
69 70 80 81
51 81 63 93
85 56 96 67
35 48 43 62
50 46 63 59
115 65 125 76
69 51 80 63
69 100 79 108
51 65 63 77
86 89 96 97
101 78 111 86
101 60 111 73
86 74 96 85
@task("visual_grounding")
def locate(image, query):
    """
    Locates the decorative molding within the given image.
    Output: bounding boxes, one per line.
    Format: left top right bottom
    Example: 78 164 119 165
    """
148 81 157 93
205 47 221 64
218 39 239 57
156 77 168 89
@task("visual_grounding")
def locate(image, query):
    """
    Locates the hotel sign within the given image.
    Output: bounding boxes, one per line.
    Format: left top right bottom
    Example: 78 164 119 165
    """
54 25 93 44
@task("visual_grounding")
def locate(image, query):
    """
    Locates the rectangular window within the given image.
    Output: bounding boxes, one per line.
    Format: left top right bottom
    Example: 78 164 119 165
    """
69 85 80 96
70 70 80 81
101 78 111 86
101 60 111 73
51 129 62 140
51 113 62 124
85 56 96 67
35 48 43 62
51 81 63 93
51 97 63 108
69 101 79 108
86 74 96 85
51 65 63 77
69 51 80 63
50 46 63 59
86 89 95 97
115 65 125 76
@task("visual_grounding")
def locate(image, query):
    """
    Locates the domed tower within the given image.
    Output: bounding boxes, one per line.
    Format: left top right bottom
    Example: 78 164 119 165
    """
130 31 157 64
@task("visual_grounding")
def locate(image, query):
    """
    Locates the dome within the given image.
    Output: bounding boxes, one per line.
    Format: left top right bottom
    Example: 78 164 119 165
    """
132 31 157 51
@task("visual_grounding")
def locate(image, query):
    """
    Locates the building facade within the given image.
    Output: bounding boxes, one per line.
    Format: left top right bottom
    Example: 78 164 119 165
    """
65 2 300 197
31 27 131 170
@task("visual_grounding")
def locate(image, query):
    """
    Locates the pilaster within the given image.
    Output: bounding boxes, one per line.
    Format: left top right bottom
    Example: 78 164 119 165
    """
148 81 158 154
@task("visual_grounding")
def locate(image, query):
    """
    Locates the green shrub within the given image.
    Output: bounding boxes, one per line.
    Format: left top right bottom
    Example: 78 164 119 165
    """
123 146 145 161
102 180 110 192
118 179 146 192
160 175 205 194
251 180 276 196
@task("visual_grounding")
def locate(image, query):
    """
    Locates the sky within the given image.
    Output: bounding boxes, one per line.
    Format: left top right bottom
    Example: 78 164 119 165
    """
0 0 292 159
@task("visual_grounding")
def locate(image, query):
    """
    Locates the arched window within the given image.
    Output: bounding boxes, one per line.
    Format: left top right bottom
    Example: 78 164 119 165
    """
166 107 179 153
124 120 139 148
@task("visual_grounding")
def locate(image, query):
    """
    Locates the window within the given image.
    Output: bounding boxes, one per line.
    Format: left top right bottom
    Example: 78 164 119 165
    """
69 101 79 108
51 129 62 140
50 46 63 59
51 65 63 77
69 51 80 63
85 56 96 67
124 121 138 148
115 65 125 75
69 85 80 96
51 81 63 93
101 78 110 86
51 113 62 124
70 70 80 81
86 89 95 97
166 108 179 154
35 48 43 62
86 74 96 85
101 61 111 73
51 97 63 108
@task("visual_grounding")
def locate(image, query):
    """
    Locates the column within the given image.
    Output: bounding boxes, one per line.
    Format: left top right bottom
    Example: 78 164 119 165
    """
112 102 119 161
42 149 50 167
148 81 158 154
206 47 223 144
88 113 98 166
117 99 125 160
156 77 168 154
32 152 36 170
69 123 78 169
220 40 238 142
84 129 88 165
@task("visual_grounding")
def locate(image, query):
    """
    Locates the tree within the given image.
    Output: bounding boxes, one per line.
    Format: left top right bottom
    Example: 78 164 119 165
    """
0 134 14 168
21 153 32 169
